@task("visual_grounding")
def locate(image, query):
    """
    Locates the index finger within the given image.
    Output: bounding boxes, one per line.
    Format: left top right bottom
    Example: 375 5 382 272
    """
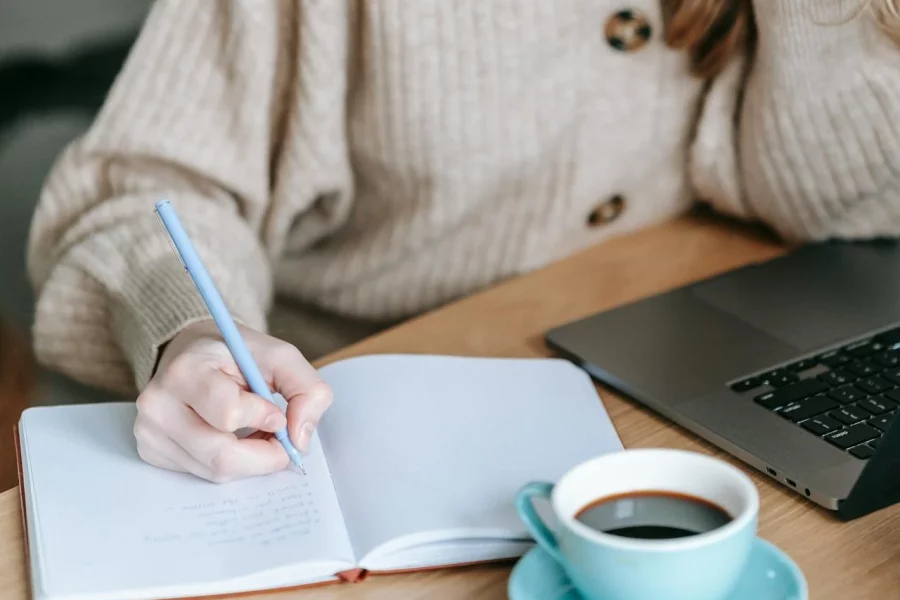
185 368 287 434
262 343 324 403
170 404 290 481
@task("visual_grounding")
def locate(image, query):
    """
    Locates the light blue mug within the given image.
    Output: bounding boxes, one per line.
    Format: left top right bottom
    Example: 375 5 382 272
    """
515 448 759 600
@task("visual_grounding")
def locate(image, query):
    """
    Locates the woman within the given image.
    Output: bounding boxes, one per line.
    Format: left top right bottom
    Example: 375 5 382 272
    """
26 0 900 482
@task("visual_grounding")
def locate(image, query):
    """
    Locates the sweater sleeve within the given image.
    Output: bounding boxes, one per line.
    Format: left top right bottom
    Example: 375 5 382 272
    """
691 1 900 242
26 0 295 394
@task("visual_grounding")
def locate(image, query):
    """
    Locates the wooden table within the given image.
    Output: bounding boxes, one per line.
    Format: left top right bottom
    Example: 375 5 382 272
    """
0 319 33 493
3 213 900 599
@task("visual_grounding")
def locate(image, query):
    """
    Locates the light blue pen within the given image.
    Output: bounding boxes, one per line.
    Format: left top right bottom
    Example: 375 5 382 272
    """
154 199 306 474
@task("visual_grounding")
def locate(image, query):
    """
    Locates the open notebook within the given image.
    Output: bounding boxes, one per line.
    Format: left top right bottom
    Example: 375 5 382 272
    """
16 354 623 600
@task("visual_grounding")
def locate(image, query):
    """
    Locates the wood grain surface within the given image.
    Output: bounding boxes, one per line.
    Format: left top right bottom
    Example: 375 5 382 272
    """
2 214 898 599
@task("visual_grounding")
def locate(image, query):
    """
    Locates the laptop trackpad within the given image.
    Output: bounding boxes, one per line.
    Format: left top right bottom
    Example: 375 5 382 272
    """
546 289 802 403
690 243 900 352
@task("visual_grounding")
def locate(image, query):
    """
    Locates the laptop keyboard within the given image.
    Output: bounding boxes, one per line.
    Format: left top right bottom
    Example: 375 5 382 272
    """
731 326 900 460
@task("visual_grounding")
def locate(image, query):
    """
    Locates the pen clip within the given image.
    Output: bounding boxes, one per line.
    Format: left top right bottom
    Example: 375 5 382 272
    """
154 206 188 273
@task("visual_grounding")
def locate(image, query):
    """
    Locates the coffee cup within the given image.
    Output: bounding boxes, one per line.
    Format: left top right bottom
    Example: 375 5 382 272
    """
515 448 759 600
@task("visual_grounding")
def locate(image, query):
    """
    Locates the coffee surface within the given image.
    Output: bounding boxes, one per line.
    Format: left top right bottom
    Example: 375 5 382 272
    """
575 491 732 540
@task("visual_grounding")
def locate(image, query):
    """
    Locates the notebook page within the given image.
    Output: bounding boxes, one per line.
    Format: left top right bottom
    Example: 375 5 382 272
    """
316 355 623 565
20 403 354 600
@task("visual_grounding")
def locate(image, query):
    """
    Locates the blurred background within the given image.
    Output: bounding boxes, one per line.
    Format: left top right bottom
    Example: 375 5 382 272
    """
0 0 151 407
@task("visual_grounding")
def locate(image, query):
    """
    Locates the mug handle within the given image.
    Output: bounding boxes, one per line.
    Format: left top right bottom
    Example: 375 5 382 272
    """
515 482 564 564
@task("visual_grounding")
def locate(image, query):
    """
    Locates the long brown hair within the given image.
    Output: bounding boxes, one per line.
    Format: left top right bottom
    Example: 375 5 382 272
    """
665 0 900 79
868 0 900 43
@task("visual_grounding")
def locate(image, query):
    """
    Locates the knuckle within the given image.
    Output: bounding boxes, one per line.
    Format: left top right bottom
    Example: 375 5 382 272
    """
270 342 304 366
165 355 193 381
207 471 233 484
195 372 221 400
134 389 153 414
216 388 244 430
134 435 160 467
198 377 241 429
135 438 151 460
208 446 235 481
135 388 165 424
132 418 151 443
219 403 243 432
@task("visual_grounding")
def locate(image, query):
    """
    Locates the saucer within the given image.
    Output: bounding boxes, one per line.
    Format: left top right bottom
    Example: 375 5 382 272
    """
507 537 807 600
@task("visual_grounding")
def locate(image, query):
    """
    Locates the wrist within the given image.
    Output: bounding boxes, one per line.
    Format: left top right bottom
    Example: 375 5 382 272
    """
151 318 216 380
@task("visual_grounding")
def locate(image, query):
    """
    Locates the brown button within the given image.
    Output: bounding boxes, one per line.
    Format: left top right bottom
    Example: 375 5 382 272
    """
588 195 625 226
605 9 652 52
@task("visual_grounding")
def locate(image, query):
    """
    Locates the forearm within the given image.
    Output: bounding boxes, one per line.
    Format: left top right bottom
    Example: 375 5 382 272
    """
30 186 272 393
27 0 292 393
739 1 900 240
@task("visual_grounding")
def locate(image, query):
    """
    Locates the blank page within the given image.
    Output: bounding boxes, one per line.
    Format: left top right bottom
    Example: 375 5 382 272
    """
316 355 623 564
20 403 355 600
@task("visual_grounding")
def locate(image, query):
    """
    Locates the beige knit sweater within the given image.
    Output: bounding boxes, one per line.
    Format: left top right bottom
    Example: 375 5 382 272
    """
26 0 900 394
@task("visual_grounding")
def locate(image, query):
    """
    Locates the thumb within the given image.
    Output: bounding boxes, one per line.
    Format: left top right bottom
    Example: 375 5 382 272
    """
285 381 333 451
262 342 333 451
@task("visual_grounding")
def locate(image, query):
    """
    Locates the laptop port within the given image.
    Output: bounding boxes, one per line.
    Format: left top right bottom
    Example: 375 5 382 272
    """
766 467 777 476
785 478 796 488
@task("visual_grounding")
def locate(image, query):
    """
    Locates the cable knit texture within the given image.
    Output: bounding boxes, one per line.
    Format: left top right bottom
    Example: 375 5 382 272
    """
27 0 900 394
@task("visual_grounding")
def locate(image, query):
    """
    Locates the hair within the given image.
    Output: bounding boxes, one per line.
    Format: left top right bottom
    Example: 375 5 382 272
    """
664 0 900 78
868 0 900 44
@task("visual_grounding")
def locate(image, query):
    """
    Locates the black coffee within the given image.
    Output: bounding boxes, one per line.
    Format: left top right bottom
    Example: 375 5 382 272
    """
575 491 732 540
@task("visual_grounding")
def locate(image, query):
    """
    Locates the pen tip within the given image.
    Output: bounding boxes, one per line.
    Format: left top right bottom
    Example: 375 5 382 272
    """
287 462 307 475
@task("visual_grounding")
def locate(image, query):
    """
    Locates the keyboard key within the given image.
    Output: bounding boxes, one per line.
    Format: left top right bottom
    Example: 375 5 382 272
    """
852 402 874 416
825 423 880 450
827 386 866 404
802 415 843 436
780 395 839 422
883 389 900 403
873 351 900 368
846 361 882 377
731 377 761 393
754 379 829 410
788 358 817 372
831 406 870 425
760 370 798 388
844 340 885 358
870 436 883 449
869 414 895 432
855 376 894 395
873 326 900 347
850 444 876 459
859 396 897 415
820 370 855 387
881 368 900 385
819 351 850 368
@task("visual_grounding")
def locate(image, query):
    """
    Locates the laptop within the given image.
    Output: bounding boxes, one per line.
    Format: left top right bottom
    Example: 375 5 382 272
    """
545 238 900 521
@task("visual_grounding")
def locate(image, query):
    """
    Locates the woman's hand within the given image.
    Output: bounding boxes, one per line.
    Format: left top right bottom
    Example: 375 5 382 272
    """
133 320 332 483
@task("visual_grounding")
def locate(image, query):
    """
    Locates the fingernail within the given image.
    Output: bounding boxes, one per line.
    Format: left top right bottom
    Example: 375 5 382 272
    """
297 422 315 451
265 413 286 431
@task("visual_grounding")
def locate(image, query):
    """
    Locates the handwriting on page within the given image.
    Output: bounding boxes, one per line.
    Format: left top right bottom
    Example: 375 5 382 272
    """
144 482 321 548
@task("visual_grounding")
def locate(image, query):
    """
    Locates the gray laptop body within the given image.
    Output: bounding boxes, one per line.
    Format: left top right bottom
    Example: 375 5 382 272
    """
545 239 900 519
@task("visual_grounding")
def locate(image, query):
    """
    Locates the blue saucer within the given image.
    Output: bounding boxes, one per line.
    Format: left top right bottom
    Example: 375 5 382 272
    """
508 537 807 600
